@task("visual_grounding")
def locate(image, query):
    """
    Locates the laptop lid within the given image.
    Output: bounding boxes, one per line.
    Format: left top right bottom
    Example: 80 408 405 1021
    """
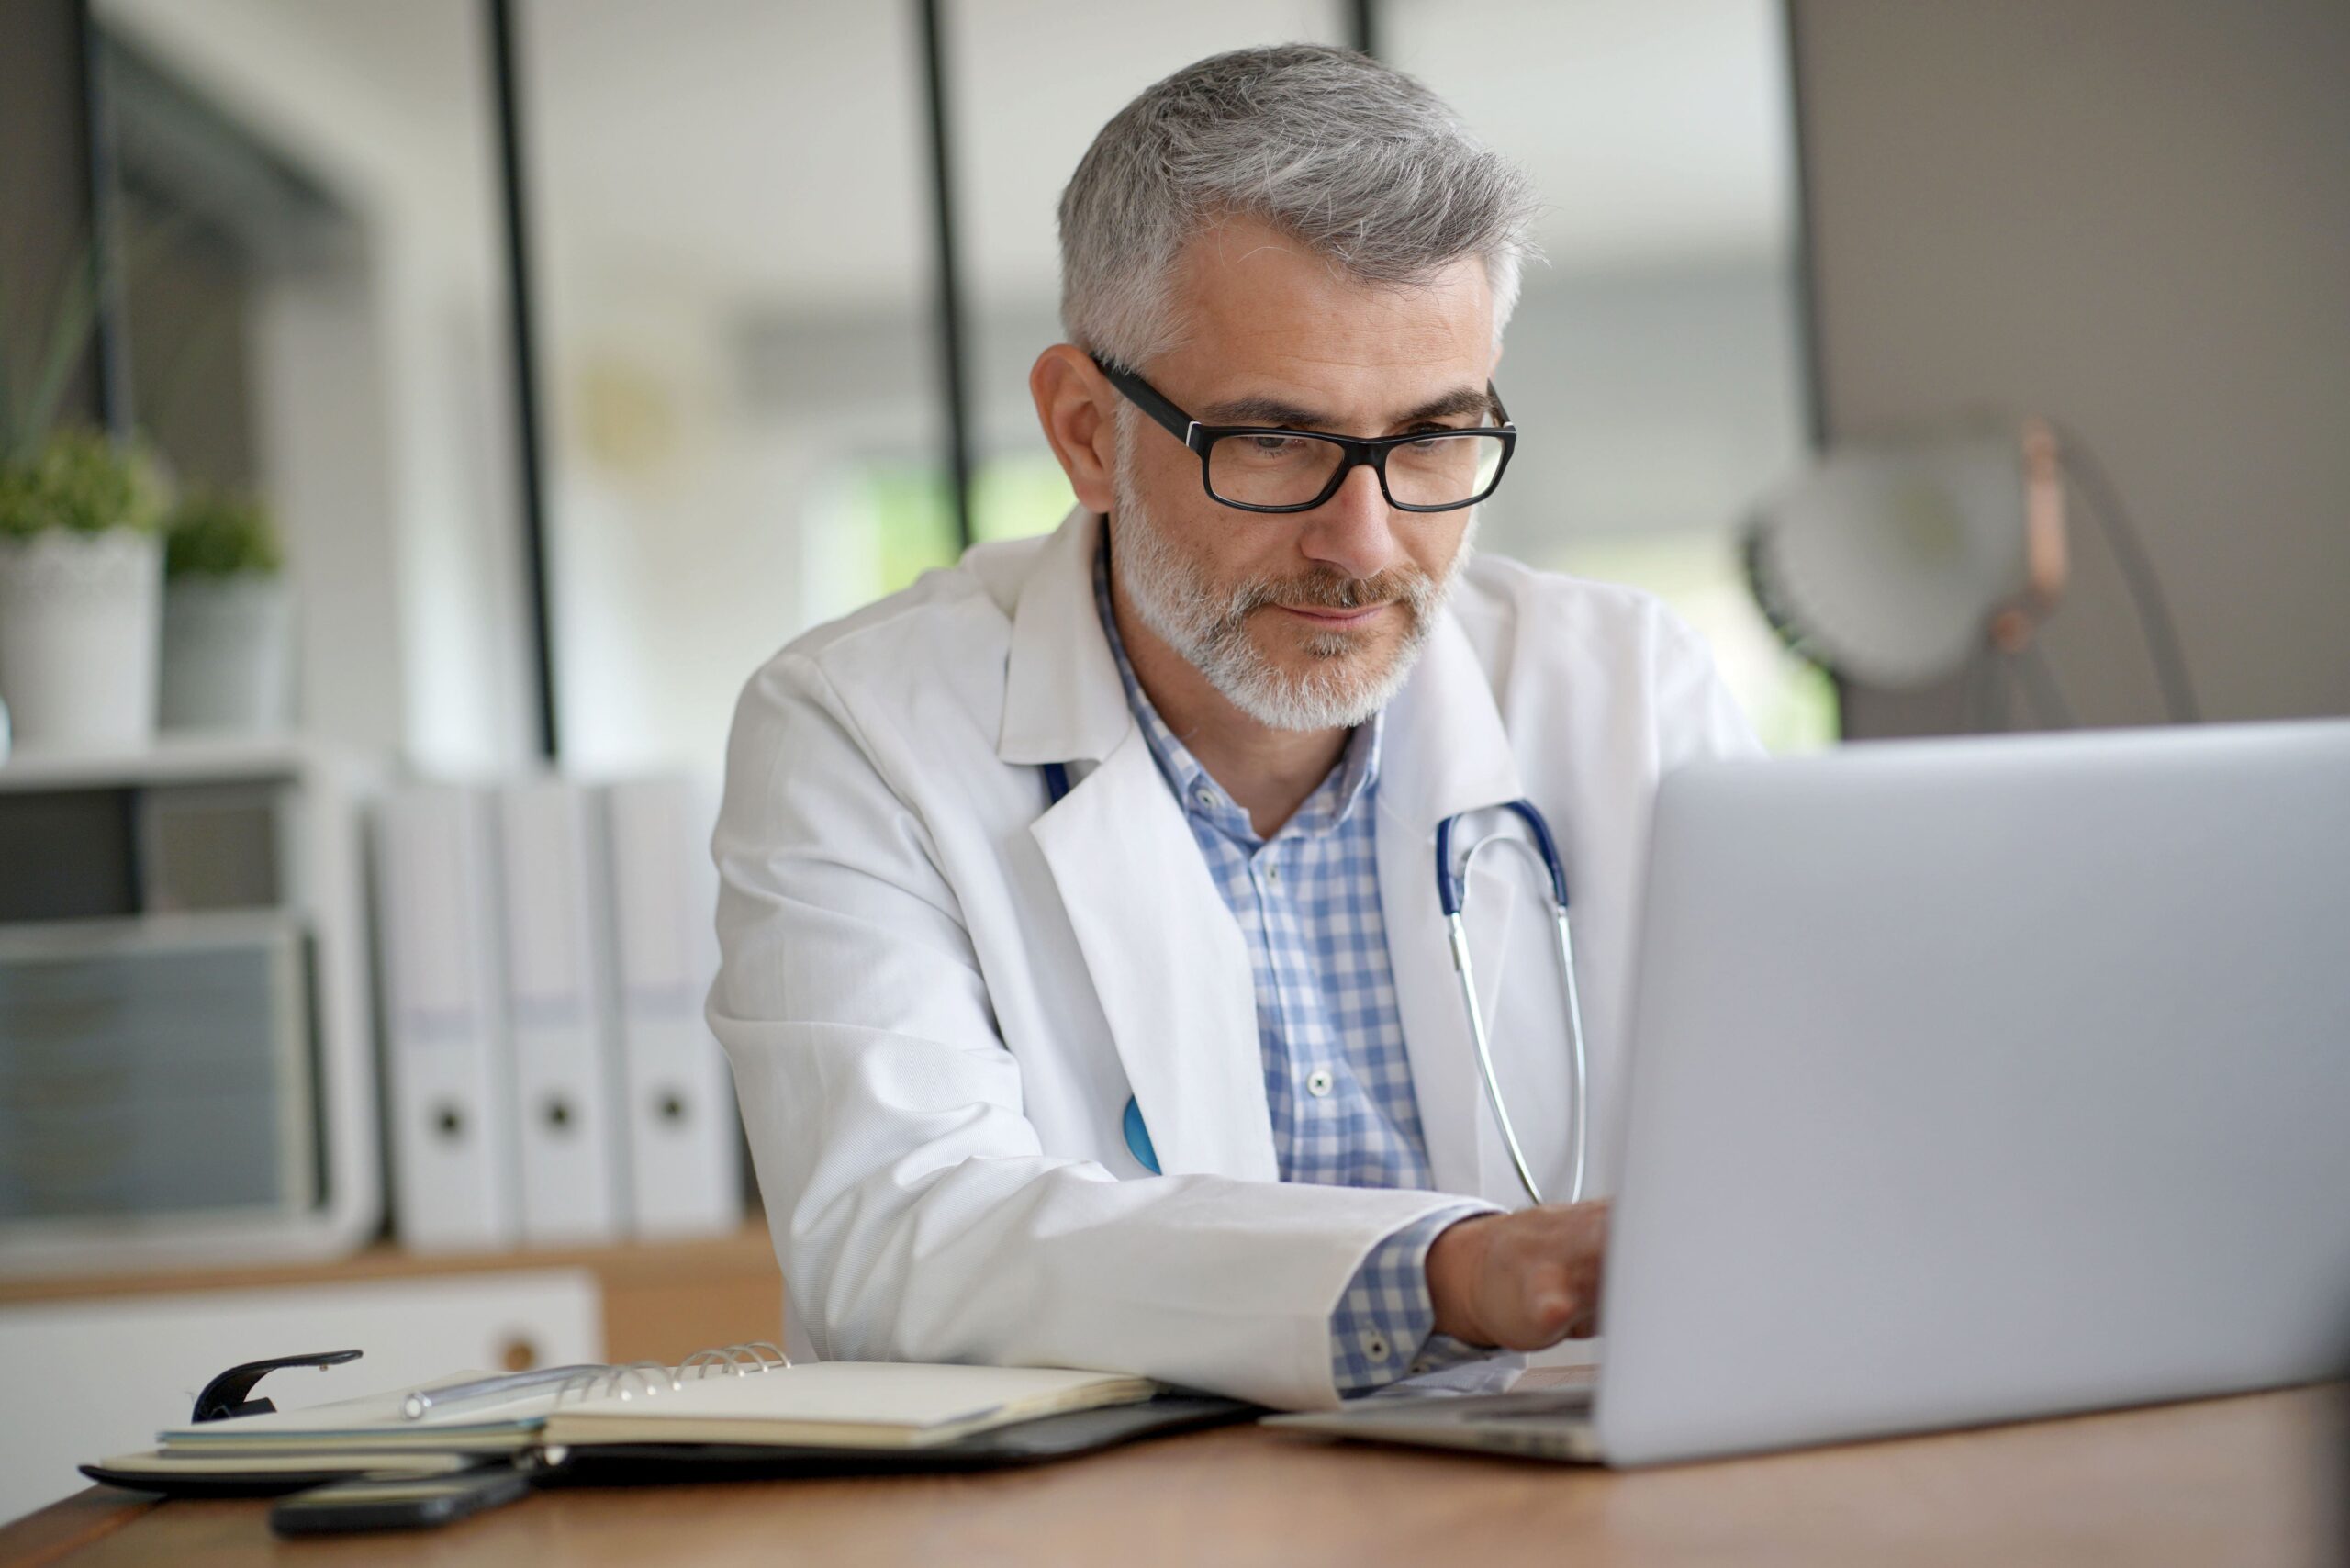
1595 720 2350 1466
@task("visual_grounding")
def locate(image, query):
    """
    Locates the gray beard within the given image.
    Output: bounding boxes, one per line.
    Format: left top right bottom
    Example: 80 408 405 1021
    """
1108 413 1473 733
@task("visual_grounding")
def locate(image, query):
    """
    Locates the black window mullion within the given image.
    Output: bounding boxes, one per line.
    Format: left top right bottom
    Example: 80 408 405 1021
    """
486 0 559 762
916 0 975 554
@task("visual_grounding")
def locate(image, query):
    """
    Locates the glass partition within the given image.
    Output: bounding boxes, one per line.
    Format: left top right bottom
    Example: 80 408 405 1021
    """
85 4 1829 775
947 0 1348 545
1387 0 1834 748
92 0 536 771
520 0 944 774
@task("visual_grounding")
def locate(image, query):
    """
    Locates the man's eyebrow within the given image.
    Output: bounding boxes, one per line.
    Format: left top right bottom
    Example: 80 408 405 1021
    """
1394 386 1500 426
1195 394 1334 428
1196 386 1497 431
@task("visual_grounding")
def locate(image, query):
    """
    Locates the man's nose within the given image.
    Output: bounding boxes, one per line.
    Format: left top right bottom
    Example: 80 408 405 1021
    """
1296 462 1403 583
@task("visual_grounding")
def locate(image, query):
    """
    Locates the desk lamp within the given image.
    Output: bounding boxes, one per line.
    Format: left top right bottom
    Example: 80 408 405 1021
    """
1743 420 2069 705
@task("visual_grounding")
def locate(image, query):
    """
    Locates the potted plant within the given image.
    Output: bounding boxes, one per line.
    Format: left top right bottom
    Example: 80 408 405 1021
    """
159 488 292 733
0 427 172 749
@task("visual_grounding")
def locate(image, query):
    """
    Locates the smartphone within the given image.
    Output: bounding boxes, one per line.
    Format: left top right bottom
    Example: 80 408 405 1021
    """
269 1465 532 1535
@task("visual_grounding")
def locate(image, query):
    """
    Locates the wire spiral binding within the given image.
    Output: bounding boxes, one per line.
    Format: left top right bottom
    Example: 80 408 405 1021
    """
678 1340 789 1382
553 1341 790 1406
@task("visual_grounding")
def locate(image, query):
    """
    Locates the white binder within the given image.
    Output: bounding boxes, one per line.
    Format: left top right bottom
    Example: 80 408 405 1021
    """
599 777 743 1237
497 778 628 1246
374 783 520 1252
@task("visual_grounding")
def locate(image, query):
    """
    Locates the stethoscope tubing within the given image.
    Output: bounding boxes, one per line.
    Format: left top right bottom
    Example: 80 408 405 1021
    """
1442 812 1588 1209
1046 762 1583 1209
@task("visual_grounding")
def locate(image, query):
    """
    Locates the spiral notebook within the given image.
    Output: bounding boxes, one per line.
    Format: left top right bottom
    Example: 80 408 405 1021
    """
94 1343 1164 1486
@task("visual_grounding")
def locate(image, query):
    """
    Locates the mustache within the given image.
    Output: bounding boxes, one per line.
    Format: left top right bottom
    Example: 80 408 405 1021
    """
1225 564 1438 618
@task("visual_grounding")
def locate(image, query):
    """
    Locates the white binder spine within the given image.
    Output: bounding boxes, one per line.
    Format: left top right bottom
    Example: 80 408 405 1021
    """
374 783 520 1252
497 778 628 1246
599 777 743 1238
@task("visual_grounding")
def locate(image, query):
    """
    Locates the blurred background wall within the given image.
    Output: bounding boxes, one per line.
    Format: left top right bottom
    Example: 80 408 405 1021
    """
1791 0 2350 736
0 1 106 433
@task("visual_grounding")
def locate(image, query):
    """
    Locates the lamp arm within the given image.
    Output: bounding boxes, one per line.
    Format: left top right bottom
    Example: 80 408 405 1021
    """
2048 421 2202 724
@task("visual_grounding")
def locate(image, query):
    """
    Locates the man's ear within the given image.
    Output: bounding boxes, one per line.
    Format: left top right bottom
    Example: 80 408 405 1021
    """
1030 344 1117 514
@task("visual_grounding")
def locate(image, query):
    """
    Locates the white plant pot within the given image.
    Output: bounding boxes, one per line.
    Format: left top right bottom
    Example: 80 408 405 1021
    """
0 530 162 750
161 573 294 733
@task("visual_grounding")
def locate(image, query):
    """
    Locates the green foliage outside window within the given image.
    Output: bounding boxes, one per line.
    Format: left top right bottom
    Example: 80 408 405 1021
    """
833 454 1072 610
1547 532 1840 754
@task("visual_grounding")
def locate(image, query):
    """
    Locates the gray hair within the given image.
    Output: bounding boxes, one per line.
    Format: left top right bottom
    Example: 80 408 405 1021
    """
1058 44 1540 369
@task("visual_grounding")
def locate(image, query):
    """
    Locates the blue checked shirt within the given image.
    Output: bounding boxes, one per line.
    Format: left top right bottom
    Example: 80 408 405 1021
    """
1092 553 1490 1394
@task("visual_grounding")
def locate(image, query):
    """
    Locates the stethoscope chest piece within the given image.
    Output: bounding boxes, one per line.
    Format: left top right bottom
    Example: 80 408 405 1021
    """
1123 1095 1160 1174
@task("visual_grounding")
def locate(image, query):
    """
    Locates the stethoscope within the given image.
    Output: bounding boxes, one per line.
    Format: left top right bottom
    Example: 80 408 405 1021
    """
1044 763 1587 1208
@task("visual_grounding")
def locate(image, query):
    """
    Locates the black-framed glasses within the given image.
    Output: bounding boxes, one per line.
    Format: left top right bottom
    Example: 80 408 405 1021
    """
1091 355 1516 514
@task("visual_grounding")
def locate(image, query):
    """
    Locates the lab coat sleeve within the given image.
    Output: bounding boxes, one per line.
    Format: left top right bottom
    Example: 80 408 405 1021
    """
708 650 1468 1411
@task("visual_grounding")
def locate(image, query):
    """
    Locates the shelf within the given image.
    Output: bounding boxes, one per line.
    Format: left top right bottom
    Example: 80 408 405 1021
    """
0 1223 776 1304
0 732 327 791
0 1222 787 1365
0 906 302 948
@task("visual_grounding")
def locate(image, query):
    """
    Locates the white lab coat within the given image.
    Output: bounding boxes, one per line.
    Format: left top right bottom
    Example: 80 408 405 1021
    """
710 508 1762 1410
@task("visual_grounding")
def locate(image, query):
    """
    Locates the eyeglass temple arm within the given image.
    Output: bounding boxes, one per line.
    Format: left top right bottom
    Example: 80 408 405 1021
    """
1089 354 1201 450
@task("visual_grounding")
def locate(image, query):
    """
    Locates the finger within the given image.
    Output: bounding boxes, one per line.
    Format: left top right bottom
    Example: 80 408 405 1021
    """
1521 1260 1580 1344
1567 1249 1606 1338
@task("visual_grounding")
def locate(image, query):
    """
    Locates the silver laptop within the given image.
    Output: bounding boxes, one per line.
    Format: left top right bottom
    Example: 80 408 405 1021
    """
1271 719 2350 1466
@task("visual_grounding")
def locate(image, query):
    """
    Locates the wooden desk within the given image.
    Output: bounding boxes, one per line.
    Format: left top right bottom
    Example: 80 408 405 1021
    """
5 1386 2337 1567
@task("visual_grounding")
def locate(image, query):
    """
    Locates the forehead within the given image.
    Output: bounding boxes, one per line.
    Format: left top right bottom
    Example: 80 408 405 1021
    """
1157 215 1495 396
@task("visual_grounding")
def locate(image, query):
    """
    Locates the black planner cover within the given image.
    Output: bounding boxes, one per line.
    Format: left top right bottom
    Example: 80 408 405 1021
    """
77 1461 494 1499
81 1395 1254 1498
536 1394 1255 1484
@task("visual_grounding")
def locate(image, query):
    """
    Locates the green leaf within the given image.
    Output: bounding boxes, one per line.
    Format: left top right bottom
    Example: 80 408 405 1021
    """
0 427 172 540
164 487 284 577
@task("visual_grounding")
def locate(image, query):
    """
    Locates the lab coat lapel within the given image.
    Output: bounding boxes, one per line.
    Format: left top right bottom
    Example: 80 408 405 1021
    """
1378 611 1527 1204
1005 510 1276 1182
1033 737 1274 1180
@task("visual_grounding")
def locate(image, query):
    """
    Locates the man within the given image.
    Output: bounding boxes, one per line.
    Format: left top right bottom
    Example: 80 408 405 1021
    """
710 44 1761 1410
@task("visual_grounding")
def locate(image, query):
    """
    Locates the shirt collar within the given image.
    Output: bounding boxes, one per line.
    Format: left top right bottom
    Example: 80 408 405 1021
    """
1091 532 1382 844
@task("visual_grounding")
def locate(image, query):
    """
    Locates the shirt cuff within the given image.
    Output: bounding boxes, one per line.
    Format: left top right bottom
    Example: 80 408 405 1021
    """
1328 1201 1495 1394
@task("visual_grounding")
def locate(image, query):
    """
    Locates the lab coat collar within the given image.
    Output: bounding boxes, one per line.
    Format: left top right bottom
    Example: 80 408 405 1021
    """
998 508 1131 767
1377 603 1525 832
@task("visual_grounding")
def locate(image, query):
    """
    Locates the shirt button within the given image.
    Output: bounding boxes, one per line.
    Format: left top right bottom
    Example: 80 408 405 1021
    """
1192 783 1214 807
1361 1334 1391 1362
1306 1069 1335 1098
1263 862 1281 885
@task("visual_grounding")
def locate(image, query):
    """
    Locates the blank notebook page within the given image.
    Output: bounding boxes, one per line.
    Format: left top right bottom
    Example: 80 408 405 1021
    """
543 1362 1158 1449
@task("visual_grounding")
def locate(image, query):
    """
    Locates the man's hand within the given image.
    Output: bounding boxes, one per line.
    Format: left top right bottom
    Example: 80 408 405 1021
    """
1425 1201 1610 1350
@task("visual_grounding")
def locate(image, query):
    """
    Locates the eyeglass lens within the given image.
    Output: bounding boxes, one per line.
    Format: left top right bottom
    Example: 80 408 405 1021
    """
1205 431 1506 510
